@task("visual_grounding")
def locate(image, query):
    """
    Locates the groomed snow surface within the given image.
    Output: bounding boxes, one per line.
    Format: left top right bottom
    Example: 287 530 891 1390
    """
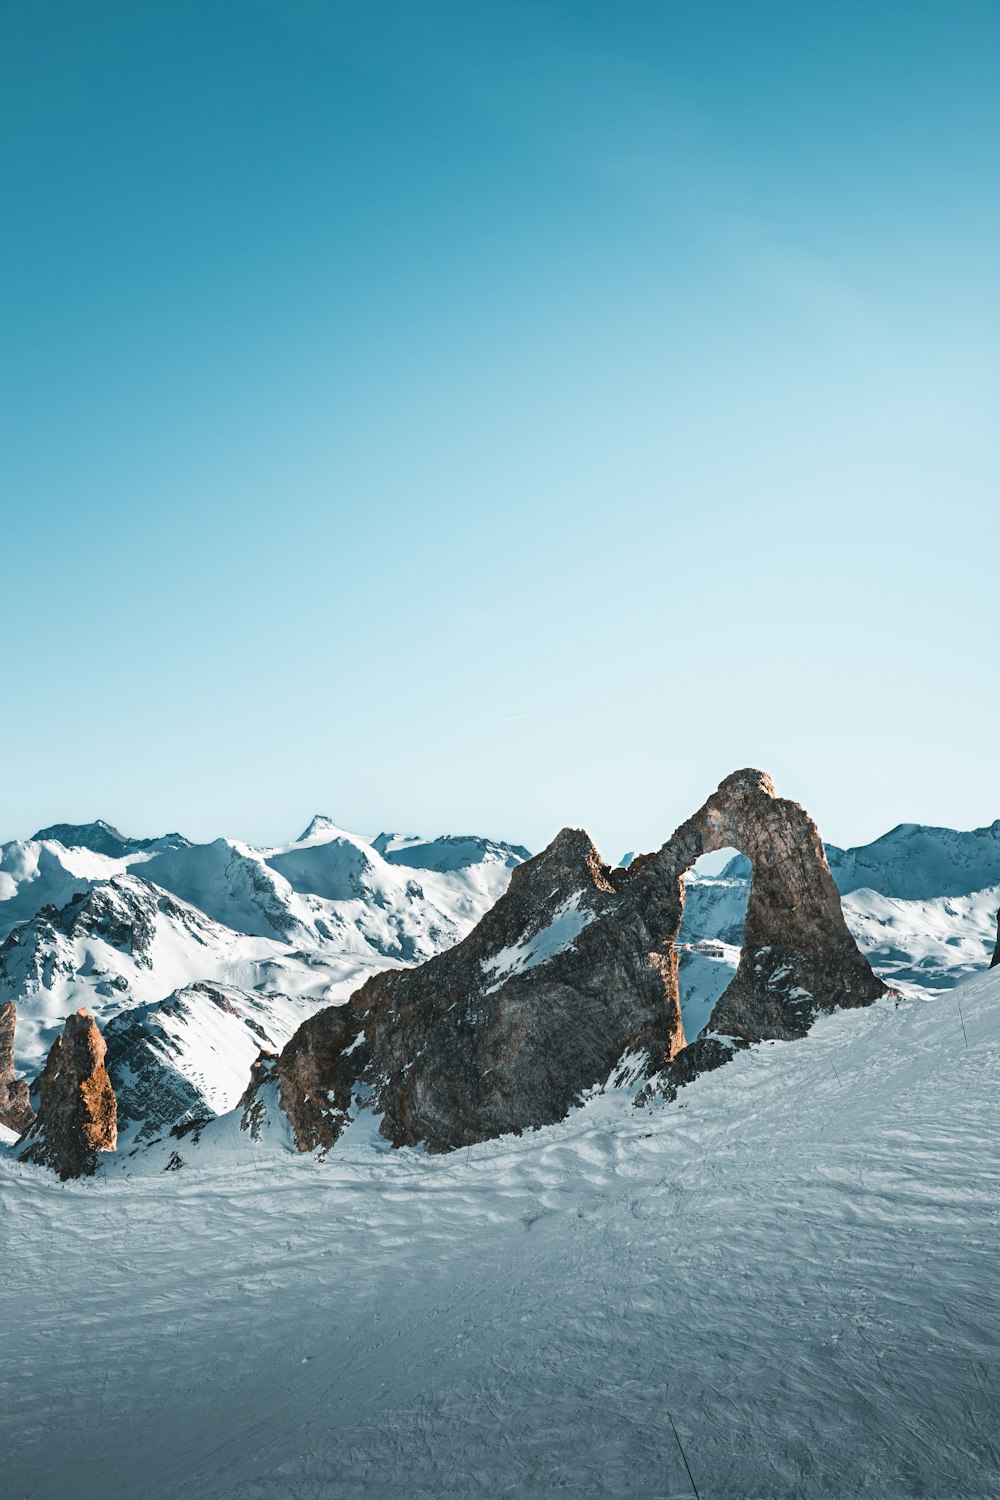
4 969 1000 1498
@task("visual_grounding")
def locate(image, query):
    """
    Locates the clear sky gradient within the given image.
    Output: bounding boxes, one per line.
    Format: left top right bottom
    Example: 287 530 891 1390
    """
2 1 998 858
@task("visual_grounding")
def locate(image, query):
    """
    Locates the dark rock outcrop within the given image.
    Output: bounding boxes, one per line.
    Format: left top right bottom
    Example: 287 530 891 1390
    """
18 1009 117 1177
244 824 686 1154
991 910 1000 969
245 769 886 1157
0 1002 34 1135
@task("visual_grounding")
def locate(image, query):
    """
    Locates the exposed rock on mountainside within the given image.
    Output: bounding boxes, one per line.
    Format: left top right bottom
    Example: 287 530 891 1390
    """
0 1002 34 1134
992 910 1000 969
31 820 189 858
18 1009 117 1177
105 982 310 1145
247 769 886 1156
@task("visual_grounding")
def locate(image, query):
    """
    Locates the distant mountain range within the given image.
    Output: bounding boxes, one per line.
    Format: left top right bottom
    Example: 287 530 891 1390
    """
0 817 527 1143
1 810 997 1145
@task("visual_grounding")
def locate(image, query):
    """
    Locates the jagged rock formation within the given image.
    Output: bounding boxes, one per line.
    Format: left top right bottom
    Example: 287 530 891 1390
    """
244 769 887 1156
243 824 685 1153
992 910 1000 969
18 1009 117 1177
0 1002 34 1134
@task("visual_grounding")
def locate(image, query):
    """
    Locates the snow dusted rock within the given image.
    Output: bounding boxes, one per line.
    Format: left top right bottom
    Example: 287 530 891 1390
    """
244 824 686 1154
645 769 887 1101
0 1002 33 1134
991 910 1000 969
18 1009 117 1178
250 769 885 1157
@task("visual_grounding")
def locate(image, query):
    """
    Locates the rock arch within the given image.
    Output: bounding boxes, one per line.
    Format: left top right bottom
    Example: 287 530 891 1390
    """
631 767 886 1046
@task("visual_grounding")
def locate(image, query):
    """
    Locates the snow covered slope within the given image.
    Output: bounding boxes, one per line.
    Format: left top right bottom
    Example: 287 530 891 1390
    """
0 875 289 1069
3 968 999 1498
105 982 317 1145
0 837 126 942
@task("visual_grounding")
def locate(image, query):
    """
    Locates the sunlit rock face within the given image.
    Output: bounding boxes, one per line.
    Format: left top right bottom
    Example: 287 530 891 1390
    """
0 1002 33 1135
246 769 885 1157
18 1009 117 1178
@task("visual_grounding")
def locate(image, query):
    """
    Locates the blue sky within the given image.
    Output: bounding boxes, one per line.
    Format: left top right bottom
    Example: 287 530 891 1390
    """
2 1 998 858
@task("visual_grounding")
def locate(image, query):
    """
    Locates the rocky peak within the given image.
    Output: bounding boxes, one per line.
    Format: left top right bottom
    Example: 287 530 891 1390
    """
0 1002 34 1134
245 816 685 1156
18 1008 117 1177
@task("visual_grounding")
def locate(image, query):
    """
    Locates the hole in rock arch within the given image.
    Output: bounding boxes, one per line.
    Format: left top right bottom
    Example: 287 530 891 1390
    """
676 848 751 1040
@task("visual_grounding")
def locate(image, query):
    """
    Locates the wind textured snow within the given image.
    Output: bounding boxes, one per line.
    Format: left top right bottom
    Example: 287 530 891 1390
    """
2 970 999 1497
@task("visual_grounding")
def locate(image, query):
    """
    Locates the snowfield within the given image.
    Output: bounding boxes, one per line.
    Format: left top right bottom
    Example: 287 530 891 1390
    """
3 968 1000 1498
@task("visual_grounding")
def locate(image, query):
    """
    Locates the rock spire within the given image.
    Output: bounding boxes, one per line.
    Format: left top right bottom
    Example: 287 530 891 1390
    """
0 1002 34 1136
19 1009 117 1178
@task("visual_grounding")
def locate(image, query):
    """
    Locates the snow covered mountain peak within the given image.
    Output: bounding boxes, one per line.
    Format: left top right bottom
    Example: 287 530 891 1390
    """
826 819 1000 898
295 814 358 845
371 831 531 872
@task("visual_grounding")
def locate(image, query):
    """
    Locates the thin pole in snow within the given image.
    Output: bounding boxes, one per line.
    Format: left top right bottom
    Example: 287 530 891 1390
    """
958 999 969 1048
831 1062 843 1089
667 1410 702 1500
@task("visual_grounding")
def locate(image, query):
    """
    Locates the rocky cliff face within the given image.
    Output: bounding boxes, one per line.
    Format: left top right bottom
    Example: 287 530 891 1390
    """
18 1009 117 1177
0 1002 34 1134
243 823 686 1153
992 910 1000 969
245 769 887 1157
